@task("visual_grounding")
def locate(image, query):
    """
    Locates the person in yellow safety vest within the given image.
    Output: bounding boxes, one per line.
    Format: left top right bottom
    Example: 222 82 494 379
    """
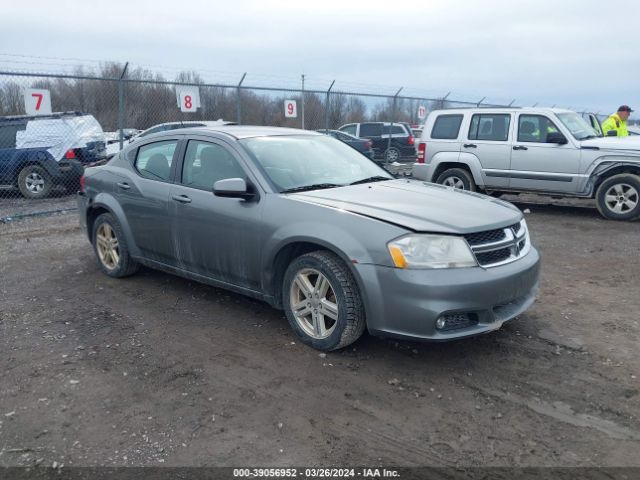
602 105 633 137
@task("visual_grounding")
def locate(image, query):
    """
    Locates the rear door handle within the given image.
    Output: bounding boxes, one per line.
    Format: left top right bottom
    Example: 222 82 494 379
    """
463 143 477 148
116 182 130 190
171 194 192 204
513 145 528 151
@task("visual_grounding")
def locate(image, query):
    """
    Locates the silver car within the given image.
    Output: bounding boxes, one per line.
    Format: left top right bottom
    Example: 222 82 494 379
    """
78 126 540 351
413 108 640 221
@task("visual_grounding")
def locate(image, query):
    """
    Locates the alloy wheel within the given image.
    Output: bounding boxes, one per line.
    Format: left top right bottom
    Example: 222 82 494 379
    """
25 172 45 194
289 268 339 339
96 223 120 270
604 183 638 214
442 176 466 189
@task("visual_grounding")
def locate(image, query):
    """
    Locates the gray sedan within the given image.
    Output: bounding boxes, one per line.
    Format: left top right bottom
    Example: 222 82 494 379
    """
77 126 540 351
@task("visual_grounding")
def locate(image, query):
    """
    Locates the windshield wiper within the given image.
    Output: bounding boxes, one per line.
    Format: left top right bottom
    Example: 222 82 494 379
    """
280 183 342 194
349 176 392 185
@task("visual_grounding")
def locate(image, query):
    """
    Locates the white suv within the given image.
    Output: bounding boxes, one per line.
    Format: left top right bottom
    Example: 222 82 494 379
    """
413 108 640 221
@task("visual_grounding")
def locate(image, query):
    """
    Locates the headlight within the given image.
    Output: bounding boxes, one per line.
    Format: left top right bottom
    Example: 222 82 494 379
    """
388 234 477 269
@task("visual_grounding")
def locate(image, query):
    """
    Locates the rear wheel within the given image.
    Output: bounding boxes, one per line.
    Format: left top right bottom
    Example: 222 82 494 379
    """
283 251 365 351
384 147 400 162
595 174 640 221
436 167 476 191
18 165 52 199
92 212 140 277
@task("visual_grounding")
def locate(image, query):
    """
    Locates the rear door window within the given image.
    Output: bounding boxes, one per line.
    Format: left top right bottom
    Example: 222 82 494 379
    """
135 140 178 181
431 115 463 140
359 123 383 137
468 114 511 141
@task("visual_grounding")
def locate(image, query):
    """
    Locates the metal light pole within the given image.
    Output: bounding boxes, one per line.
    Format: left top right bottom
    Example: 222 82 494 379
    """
301 74 305 130
118 62 129 150
236 72 246 125
325 80 335 133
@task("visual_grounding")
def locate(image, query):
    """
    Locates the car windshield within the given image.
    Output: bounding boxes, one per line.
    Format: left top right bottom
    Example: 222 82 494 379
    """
556 112 599 140
240 135 393 192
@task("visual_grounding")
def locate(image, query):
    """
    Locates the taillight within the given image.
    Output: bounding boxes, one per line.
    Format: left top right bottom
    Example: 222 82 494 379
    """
408 135 414 146
417 143 426 163
366 140 372 149
79 175 85 193
65 149 76 159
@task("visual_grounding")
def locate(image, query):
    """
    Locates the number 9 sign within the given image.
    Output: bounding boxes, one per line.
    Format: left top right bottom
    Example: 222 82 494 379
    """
284 100 297 118
24 88 52 116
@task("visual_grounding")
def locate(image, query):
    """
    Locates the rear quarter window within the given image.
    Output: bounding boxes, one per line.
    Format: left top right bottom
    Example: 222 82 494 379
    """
431 115 463 140
0 124 26 149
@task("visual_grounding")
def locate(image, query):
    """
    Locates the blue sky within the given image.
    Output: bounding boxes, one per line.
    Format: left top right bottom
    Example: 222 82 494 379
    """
1 0 637 116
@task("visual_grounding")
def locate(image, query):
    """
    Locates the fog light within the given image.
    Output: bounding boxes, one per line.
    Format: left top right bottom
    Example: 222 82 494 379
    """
435 313 478 331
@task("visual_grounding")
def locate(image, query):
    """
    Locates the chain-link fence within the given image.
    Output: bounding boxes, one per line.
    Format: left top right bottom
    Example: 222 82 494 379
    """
0 68 607 220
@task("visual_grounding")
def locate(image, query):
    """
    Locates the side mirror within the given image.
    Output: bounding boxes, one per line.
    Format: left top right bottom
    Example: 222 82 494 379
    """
547 131 568 144
213 178 255 199
606 130 618 137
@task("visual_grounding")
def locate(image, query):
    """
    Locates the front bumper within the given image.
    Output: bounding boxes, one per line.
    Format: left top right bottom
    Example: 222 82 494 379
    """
354 246 540 341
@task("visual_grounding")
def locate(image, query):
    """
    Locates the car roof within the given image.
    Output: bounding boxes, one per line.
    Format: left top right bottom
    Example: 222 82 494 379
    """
0 111 88 124
428 107 575 115
149 125 323 140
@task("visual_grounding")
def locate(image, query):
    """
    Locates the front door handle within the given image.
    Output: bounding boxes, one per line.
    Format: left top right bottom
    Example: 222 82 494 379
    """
463 143 477 148
171 194 192 204
116 182 130 190
513 145 528 151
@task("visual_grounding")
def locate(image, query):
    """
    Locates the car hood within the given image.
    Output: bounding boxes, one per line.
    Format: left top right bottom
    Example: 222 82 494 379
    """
581 137 640 152
288 180 522 234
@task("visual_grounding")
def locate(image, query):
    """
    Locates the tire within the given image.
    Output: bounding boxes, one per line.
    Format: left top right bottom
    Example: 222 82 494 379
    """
436 167 476 191
92 212 140 278
282 250 366 351
384 147 400 162
595 174 640 221
17 165 52 199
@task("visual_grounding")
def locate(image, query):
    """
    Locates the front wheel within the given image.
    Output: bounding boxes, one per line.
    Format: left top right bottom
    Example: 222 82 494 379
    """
436 167 476 191
595 174 640 221
283 251 366 351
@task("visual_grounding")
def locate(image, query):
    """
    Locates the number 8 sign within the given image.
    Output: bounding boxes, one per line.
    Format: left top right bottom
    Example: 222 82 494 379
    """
284 100 297 118
24 89 52 116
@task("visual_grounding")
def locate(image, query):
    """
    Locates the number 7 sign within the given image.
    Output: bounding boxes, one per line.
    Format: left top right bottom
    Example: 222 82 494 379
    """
24 89 52 116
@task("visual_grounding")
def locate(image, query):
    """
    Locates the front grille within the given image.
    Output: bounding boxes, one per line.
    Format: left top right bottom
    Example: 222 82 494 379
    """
476 248 511 265
466 221 530 268
464 228 506 246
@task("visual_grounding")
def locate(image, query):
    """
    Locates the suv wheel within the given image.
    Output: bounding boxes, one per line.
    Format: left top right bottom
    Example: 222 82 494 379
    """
384 147 400 162
436 168 476 191
92 212 140 277
18 165 52 199
595 174 640 221
283 251 366 351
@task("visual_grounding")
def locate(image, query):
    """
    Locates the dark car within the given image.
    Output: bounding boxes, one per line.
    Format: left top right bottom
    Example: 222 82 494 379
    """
78 126 539 352
0 111 106 198
338 122 415 162
317 129 374 158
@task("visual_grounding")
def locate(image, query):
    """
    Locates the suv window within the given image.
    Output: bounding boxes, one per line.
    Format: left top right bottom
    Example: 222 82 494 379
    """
135 140 178 181
383 125 406 135
340 125 357 136
431 115 463 140
469 114 510 141
0 124 26 149
360 123 383 137
518 115 560 143
181 140 245 190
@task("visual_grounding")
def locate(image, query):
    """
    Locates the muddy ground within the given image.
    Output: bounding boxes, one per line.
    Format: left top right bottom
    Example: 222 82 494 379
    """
0 194 639 468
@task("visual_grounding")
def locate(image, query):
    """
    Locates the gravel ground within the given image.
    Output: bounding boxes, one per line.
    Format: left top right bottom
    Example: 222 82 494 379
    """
0 194 639 468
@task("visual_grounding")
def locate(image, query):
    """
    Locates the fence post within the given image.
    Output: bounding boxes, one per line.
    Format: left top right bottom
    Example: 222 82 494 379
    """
324 80 335 133
386 87 403 166
236 72 246 125
301 74 305 130
118 62 129 150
